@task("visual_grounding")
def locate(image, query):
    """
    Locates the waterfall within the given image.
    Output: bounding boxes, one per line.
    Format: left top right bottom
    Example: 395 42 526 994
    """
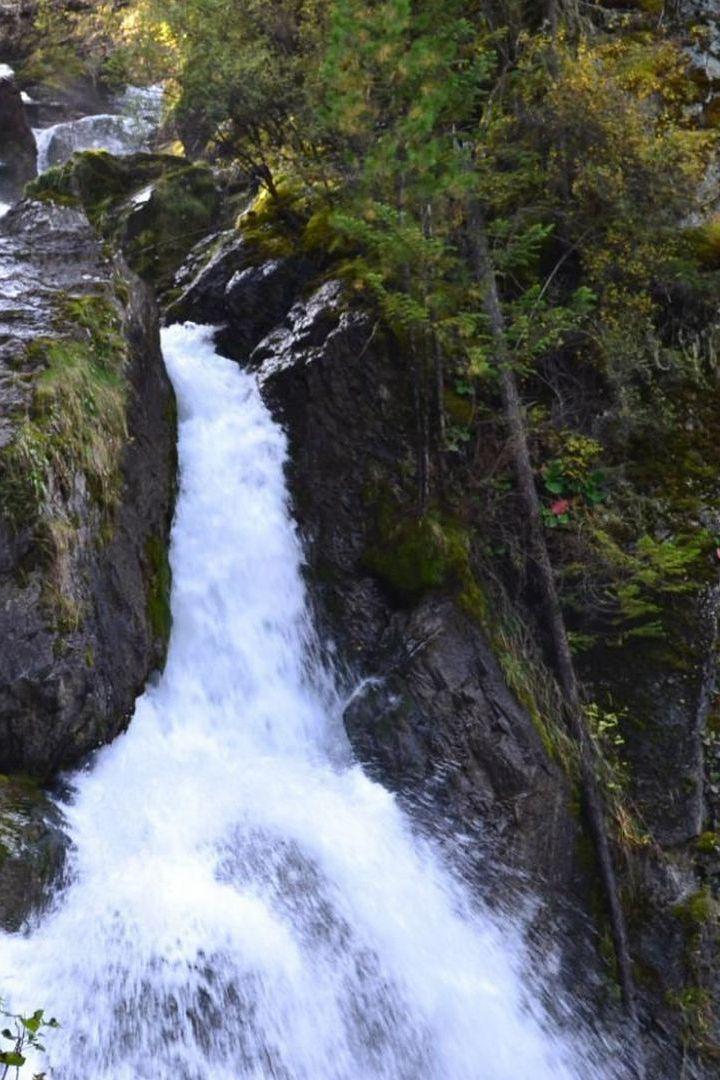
32 86 163 174
0 324 619 1079
34 113 154 174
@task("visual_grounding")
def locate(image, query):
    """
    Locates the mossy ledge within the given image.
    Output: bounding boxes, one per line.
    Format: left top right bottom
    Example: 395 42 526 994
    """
26 150 221 292
0 292 129 538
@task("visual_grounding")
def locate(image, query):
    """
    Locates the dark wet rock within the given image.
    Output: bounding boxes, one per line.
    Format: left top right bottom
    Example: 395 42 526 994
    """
255 282 584 902
169 229 245 321
168 228 312 360
0 197 176 777
0 64 36 200
581 587 720 849
343 596 576 882
0 774 66 932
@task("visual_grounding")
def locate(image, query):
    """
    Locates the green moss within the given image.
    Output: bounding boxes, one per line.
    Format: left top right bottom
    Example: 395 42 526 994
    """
683 218 720 270
696 831 720 855
0 294 128 531
126 165 219 289
28 152 155 219
443 388 475 426
145 534 172 648
27 152 220 291
364 506 470 602
672 887 718 928
237 179 306 259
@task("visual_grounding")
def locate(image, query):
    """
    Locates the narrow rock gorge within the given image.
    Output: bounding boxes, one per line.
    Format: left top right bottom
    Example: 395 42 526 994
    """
2 2 720 1078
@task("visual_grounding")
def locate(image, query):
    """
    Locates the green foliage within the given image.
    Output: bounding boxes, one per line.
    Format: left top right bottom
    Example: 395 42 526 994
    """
0 294 128 532
672 888 719 929
585 701 630 796
541 433 606 527
19 0 123 88
0 1001 58 1078
584 526 713 642
696 831 720 855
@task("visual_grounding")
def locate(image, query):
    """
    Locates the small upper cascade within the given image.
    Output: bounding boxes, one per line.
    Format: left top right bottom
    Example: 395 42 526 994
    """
33 84 163 174
35 113 151 175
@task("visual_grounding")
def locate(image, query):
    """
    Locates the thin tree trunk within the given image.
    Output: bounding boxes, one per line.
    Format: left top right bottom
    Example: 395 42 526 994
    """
409 337 430 516
422 204 447 503
467 197 640 1030
401 261 430 516
432 331 447 502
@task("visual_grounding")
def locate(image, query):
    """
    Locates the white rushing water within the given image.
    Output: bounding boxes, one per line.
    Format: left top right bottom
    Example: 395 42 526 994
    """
34 113 156 174
1 324 615 1079
33 85 163 174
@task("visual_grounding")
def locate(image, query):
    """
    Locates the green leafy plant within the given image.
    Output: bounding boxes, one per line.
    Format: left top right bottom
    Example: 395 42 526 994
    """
0 1003 58 1079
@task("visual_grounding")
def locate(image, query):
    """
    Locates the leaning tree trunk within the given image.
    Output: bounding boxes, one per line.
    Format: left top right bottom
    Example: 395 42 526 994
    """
467 197 639 1030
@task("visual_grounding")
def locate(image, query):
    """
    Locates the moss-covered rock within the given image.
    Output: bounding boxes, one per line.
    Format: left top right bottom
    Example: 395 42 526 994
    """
0 293 129 531
363 508 471 602
0 197 176 777
27 150 221 292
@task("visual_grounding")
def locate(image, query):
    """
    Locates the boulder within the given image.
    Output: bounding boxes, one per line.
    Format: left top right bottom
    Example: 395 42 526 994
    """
0 197 176 777
168 228 312 360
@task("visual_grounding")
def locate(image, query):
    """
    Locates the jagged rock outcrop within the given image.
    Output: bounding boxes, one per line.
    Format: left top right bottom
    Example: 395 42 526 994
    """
0 64 36 200
253 283 584 894
170 225 720 1072
0 197 176 778
169 228 311 359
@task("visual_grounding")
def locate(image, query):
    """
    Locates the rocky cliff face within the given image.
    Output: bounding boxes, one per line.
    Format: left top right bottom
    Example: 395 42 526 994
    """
168 220 720 1073
0 198 176 778
170 237 615 1014
0 66 36 200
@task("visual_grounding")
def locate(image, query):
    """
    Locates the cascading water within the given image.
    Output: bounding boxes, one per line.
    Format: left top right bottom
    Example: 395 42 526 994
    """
0 323 620 1079
33 85 163 173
